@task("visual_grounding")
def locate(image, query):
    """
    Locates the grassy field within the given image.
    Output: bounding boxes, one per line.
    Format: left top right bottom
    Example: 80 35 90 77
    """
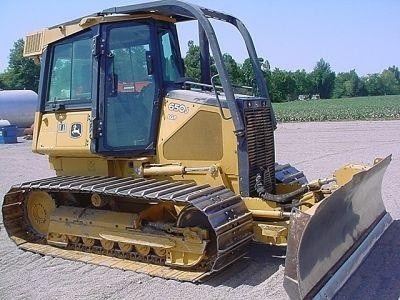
272 94 400 122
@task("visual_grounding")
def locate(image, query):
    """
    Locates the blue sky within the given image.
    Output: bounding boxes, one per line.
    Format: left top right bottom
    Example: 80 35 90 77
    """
1 0 399 75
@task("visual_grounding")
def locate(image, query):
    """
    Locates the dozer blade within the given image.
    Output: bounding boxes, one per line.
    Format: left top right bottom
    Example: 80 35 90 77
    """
284 155 391 299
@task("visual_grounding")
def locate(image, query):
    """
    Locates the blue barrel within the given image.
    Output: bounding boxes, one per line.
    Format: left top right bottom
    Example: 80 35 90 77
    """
0 125 18 144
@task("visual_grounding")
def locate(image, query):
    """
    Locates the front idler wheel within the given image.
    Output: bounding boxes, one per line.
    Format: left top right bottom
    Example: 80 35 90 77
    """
26 190 56 236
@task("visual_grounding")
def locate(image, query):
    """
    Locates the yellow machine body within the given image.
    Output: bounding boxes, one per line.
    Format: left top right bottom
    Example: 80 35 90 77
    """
23 87 381 264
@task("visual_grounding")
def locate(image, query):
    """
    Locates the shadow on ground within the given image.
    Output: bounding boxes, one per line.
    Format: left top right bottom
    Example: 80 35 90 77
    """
206 243 286 288
334 219 400 300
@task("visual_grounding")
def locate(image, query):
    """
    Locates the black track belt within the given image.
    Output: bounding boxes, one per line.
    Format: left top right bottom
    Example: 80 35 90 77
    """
2 176 254 280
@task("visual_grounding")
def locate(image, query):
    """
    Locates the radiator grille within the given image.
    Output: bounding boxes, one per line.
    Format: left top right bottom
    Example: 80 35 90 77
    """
24 31 44 57
244 102 275 195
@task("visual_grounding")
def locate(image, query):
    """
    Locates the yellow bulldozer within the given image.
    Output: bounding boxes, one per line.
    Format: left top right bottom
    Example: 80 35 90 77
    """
2 1 392 298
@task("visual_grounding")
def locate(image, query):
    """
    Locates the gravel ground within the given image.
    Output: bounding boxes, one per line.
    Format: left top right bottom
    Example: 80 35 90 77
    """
0 120 399 299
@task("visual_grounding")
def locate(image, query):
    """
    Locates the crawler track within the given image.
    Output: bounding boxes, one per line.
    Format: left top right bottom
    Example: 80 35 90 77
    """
2 176 253 282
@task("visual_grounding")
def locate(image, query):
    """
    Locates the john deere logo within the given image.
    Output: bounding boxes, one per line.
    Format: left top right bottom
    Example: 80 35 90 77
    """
70 123 82 139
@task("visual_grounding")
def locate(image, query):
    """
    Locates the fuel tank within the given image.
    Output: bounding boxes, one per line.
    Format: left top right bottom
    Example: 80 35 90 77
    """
0 90 37 128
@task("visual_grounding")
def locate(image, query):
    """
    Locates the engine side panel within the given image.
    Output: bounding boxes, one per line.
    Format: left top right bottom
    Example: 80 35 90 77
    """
156 96 240 193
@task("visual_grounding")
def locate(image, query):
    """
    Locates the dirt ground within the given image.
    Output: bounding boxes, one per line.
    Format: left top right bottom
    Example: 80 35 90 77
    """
0 120 399 299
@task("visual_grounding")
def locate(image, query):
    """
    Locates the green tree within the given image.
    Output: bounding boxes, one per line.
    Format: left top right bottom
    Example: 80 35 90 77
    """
363 73 384 96
293 69 313 97
333 72 348 98
222 53 240 83
381 68 400 95
310 58 335 99
269 68 296 102
183 40 201 81
333 69 361 98
0 72 10 90
2 39 40 91
183 40 223 84
238 58 254 87
238 57 267 89
388 65 400 82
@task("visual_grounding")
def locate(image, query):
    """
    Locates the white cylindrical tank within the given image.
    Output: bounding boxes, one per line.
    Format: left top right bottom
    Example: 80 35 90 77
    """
0 90 37 128
0 119 11 126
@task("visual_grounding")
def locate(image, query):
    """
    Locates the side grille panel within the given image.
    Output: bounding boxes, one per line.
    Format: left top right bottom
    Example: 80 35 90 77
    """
243 100 275 195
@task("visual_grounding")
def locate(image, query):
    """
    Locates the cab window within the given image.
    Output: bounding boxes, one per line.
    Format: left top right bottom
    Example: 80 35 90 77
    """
48 33 92 103
159 29 181 82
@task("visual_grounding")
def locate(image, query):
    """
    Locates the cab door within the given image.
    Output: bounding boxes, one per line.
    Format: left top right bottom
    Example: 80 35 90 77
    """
96 21 159 157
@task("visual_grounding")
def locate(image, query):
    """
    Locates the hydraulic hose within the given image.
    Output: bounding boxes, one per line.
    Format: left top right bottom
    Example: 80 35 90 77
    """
255 174 335 204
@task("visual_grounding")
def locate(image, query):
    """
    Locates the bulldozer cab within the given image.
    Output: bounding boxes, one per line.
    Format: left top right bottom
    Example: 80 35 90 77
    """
45 18 184 156
32 0 274 159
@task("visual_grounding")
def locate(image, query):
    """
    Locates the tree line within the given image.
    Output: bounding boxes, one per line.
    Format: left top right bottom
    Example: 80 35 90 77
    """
184 41 400 102
1 39 399 102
